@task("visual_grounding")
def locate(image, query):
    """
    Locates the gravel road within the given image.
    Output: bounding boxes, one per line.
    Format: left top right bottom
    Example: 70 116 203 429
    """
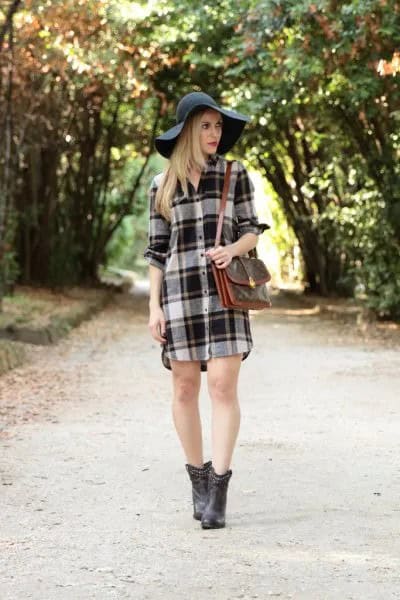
0 287 399 600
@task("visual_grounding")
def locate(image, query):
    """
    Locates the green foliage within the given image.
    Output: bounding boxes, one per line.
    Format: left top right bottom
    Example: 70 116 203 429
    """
105 211 148 273
104 154 164 272
359 235 400 319
316 186 400 317
221 0 400 313
0 210 19 295
1 0 399 318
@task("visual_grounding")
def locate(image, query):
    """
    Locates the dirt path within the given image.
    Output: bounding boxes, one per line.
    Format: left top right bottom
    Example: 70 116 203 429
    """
0 287 399 600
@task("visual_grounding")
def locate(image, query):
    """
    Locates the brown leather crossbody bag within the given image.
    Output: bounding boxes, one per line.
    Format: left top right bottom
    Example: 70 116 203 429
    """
211 161 272 310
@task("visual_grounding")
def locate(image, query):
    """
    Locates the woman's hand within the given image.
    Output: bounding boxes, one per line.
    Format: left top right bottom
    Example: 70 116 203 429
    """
206 245 235 269
148 305 167 343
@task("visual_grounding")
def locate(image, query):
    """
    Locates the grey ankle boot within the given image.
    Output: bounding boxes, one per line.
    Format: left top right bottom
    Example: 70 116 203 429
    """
185 460 212 520
201 466 232 529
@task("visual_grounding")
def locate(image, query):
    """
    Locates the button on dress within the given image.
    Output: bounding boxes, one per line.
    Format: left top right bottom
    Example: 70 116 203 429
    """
143 155 268 371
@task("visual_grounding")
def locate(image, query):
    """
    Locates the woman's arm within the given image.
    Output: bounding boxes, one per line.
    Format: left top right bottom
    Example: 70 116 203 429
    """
207 162 268 268
230 232 258 256
148 264 167 343
206 233 258 268
149 264 163 309
143 180 171 271
143 178 170 343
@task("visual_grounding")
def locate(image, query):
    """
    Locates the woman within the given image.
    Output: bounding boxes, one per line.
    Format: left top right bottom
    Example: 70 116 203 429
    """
143 91 268 529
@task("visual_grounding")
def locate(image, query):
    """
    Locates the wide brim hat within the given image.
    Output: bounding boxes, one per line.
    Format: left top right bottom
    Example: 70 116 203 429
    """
155 92 250 158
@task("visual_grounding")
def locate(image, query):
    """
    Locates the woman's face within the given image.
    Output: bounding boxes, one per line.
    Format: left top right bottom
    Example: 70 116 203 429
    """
199 109 223 157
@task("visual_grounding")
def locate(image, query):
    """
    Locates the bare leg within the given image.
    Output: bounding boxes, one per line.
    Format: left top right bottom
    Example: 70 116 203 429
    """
170 359 203 467
206 354 242 474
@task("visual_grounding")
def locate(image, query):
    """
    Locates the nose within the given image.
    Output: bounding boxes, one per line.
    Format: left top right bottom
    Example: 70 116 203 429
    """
210 124 221 138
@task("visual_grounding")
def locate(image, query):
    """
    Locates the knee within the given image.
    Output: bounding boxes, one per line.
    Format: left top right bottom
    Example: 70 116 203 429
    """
208 377 237 404
173 376 199 402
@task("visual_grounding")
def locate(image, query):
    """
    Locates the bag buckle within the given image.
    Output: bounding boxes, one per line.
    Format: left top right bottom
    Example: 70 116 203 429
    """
249 276 256 288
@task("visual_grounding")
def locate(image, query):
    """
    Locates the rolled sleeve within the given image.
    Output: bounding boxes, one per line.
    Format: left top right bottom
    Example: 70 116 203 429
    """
234 162 270 236
143 177 171 271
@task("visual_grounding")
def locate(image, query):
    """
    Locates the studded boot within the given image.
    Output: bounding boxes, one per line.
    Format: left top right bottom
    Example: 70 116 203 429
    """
185 460 212 520
201 466 232 529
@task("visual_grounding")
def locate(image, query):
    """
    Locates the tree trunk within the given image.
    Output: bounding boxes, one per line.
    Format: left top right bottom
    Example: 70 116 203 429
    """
0 11 16 309
0 0 21 51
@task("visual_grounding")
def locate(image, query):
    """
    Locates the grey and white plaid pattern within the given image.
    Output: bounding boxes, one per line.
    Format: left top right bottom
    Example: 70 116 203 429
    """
143 154 268 371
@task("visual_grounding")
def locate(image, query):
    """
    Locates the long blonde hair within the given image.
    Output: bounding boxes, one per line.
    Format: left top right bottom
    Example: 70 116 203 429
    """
155 110 207 221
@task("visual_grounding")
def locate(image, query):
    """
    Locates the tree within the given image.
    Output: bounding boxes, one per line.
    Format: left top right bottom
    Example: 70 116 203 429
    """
0 0 21 308
1 0 168 286
0 0 21 51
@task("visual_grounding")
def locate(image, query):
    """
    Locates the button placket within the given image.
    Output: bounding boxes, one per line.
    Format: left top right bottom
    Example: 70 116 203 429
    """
196 204 210 348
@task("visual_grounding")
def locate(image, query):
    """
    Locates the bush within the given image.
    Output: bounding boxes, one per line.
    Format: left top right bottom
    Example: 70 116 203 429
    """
317 186 400 318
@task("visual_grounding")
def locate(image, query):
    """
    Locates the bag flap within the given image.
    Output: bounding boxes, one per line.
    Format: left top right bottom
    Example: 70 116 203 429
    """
225 257 271 286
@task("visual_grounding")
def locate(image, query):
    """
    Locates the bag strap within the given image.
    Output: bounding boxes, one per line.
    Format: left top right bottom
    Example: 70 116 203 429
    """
215 161 232 248
215 160 257 258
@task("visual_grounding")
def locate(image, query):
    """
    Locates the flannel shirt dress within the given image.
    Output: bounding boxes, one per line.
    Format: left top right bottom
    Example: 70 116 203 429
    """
143 154 267 371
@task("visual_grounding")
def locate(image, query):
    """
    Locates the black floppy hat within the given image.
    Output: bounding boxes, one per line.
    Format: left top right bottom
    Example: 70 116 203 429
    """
155 92 250 159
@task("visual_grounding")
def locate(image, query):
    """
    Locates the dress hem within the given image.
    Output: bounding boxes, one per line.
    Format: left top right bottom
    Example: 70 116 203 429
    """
161 344 252 372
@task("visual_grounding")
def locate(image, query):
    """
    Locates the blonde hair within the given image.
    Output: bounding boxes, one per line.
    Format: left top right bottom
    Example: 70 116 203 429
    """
155 110 208 221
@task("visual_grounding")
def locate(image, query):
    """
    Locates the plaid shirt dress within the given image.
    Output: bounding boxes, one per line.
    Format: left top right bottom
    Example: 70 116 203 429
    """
143 154 268 371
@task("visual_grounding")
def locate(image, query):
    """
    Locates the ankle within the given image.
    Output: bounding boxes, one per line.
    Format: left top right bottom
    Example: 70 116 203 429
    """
213 468 230 476
212 463 231 476
210 465 232 480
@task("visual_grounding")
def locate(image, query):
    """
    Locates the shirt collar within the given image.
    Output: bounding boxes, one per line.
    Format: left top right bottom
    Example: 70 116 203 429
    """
206 153 219 167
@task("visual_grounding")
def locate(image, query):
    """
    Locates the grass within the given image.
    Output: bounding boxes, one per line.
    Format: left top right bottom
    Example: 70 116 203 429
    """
0 286 104 329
